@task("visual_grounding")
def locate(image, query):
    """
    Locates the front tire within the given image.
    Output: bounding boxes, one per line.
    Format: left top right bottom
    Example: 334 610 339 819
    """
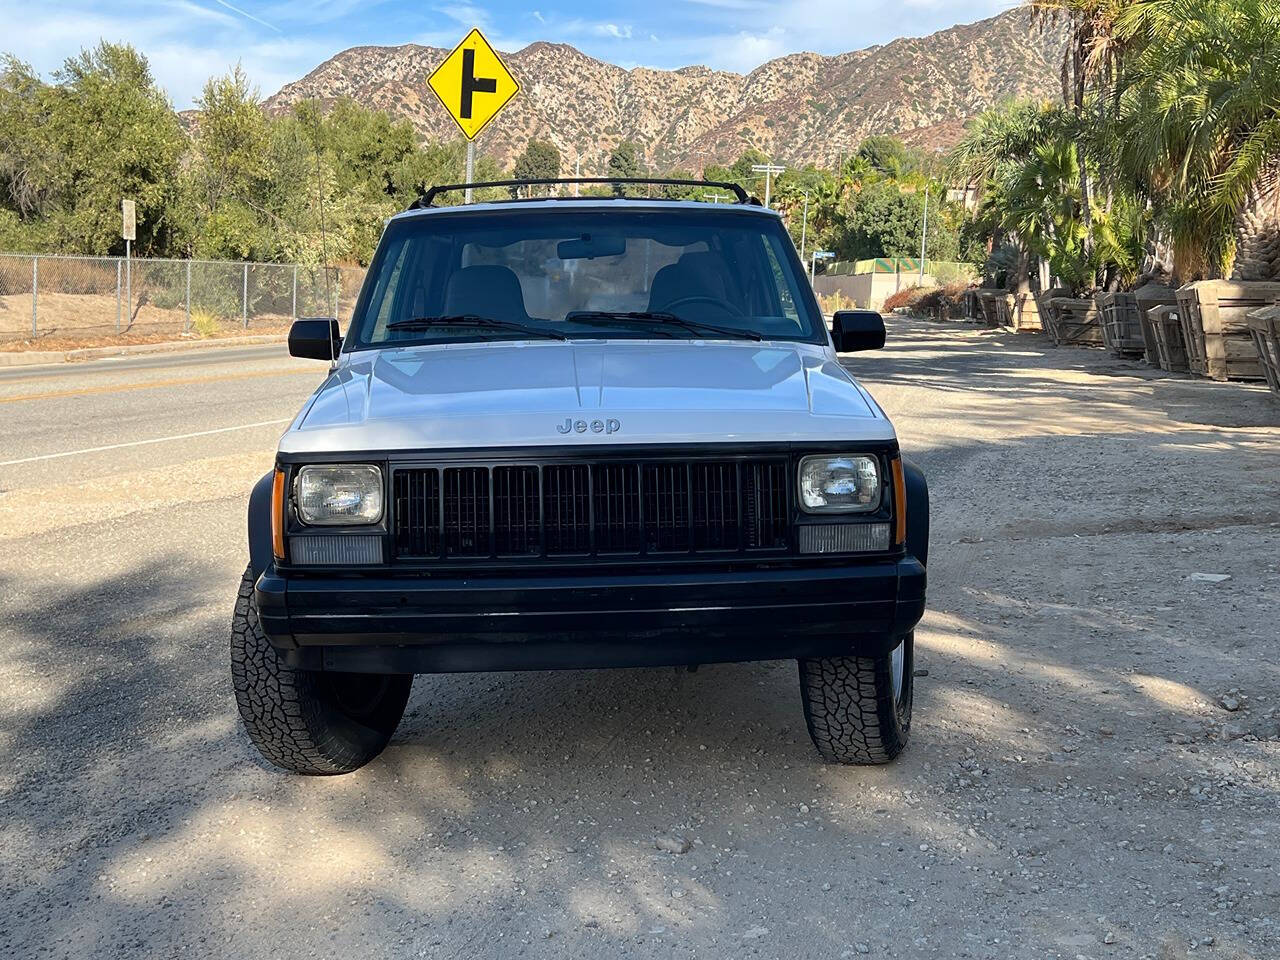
231 567 412 774
798 633 913 764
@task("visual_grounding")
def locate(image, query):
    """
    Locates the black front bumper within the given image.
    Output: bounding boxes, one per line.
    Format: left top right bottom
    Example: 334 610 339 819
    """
255 556 926 674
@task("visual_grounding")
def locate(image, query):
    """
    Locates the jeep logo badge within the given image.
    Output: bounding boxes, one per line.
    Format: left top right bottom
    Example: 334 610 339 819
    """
557 417 620 435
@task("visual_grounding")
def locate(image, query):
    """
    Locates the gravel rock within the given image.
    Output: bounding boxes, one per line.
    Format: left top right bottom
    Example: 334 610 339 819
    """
1219 695 1242 712
655 835 692 855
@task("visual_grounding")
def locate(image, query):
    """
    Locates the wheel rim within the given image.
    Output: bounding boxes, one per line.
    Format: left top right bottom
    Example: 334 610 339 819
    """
890 638 906 704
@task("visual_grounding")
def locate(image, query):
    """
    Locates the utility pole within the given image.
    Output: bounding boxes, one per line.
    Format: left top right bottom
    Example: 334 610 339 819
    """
751 162 785 208
919 184 930 283
707 192 731 204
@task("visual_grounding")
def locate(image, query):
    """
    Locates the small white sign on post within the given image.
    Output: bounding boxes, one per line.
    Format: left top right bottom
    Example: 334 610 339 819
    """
121 199 136 241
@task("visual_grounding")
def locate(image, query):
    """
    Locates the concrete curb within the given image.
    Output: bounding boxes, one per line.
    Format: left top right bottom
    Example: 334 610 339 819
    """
0 334 287 367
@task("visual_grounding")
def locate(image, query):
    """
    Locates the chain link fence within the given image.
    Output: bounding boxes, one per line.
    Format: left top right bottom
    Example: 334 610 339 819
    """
0 253 367 343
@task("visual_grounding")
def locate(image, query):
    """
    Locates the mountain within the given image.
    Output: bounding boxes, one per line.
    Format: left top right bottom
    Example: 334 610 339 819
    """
263 9 1068 170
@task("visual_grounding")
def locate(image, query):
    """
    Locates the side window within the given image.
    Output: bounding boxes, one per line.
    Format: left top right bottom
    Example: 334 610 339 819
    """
762 235 801 324
365 238 410 340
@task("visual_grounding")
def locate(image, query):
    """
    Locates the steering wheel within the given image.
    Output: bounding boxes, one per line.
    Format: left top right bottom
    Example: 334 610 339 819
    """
661 295 746 318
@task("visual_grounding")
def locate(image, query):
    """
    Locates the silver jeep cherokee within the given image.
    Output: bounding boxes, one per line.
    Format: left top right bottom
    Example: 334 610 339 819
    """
234 178 928 774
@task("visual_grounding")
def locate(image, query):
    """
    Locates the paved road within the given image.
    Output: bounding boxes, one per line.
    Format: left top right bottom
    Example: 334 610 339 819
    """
2 324 1279 959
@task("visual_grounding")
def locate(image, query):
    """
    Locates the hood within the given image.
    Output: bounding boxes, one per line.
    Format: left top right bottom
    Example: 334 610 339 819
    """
279 339 894 454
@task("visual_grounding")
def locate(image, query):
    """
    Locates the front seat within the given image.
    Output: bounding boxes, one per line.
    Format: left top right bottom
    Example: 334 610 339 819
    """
443 264 531 321
648 252 733 313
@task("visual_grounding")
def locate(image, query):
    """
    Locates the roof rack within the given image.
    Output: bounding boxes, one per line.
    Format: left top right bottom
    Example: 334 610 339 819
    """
408 177 757 209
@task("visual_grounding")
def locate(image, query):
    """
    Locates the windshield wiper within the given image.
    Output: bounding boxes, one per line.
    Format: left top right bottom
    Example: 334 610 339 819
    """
564 310 762 341
385 315 566 341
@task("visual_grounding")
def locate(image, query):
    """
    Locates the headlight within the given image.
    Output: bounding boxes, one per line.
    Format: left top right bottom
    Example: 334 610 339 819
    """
295 464 384 525
798 455 880 513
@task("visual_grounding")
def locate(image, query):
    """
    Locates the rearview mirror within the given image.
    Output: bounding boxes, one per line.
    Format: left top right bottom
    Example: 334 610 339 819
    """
558 234 626 260
288 318 341 360
832 310 886 352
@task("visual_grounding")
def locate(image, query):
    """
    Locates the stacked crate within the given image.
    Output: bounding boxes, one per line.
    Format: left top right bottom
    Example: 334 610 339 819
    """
1095 291 1145 357
1175 281 1280 380
1047 297 1104 346
1148 305 1189 372
1133 282 1177 366
1012 292 1042 332
1034 288 1070 341
1247 301 1280 397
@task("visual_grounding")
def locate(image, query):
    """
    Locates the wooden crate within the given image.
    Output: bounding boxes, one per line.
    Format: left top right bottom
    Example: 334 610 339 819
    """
1047 297 1104 346
993 292 1015 328
976 289 1005 327
1013 292 1043 332
1095 291 1145 357
1175 280 1280 380
1035 287 1071 341
1148 305 1189 372
1247 303 1280 396
962 289 982 320
1133 282 1176 365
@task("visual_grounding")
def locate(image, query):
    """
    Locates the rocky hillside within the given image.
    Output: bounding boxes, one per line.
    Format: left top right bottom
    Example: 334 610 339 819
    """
264 9 1067 170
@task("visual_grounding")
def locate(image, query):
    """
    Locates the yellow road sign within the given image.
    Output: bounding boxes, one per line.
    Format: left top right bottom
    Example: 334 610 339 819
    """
427 28 520 141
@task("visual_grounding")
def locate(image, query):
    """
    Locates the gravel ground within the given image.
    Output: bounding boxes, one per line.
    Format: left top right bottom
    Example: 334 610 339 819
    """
1 320 1277 959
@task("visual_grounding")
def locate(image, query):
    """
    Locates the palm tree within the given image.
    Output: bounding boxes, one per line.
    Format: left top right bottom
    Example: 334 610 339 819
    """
1115 0 1280 280
1028 0 1133 265
948 100 1069 287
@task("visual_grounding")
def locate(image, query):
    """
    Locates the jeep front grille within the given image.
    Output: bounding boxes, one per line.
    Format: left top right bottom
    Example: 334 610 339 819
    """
392 458 789 561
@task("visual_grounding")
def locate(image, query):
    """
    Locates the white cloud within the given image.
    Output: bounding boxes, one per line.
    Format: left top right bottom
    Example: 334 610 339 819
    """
432 3 492 28
595 23 632 40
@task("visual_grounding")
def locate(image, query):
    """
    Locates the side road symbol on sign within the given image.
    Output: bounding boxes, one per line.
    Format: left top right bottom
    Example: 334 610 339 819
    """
427 28 520 140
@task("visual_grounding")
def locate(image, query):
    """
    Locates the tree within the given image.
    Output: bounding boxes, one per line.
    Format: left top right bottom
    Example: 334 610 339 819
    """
511 138 560 195
189 66 275 260
837 181 923 260
1114 0 1280 280
856 135 911 178
0 43 186 256
607 139 642 188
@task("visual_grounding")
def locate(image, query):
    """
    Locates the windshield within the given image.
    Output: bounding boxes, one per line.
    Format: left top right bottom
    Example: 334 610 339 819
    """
346 208 825 349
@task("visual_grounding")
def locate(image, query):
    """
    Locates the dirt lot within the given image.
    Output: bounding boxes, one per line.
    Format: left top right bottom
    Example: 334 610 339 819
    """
0 320 1277 959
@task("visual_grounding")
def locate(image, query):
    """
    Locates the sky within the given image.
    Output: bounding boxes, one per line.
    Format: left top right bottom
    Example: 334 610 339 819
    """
8 0 1016 109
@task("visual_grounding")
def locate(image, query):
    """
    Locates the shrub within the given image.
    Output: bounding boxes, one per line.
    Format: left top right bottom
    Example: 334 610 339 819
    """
189 307 221 337
915 282 969 319
882 285 931 312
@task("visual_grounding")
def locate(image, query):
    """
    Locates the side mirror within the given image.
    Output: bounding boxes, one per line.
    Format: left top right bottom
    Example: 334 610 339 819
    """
288 318 341 360
832 310 886 352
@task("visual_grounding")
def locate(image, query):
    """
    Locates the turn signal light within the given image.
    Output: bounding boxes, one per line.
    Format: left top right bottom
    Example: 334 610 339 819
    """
271 468 287 561
891 457 907 546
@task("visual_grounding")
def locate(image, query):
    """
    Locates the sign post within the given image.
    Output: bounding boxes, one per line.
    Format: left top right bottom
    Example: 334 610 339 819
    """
121 199 135 331
427 28 520 204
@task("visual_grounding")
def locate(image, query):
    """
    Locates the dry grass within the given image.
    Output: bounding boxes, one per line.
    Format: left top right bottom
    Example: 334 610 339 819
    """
817 290 857 313
0 292 293 350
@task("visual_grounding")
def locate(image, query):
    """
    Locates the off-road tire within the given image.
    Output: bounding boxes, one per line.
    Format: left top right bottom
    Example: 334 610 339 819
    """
798 633 913 764
231 567 412 774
